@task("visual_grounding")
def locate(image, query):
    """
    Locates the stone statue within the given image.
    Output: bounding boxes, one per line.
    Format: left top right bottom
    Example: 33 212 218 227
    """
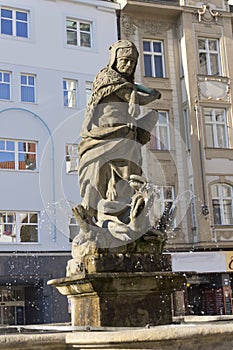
69 40 170 273
49 41 186 328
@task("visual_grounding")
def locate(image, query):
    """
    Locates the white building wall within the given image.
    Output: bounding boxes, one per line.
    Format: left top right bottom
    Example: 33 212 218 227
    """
0 0 119 251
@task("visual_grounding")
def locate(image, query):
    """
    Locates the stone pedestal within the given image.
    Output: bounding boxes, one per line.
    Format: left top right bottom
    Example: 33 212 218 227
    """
48 271 186 327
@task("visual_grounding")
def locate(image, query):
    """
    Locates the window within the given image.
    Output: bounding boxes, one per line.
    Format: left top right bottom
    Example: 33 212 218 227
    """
198 38 221 75
0 287 25 325
21 74 36 103
1 7 28 38
85 81 92 105
69 214 79 242
66 144 78 173
0 70 11 100
66 18 92 48
143 40 165 78
158 185 174 208
63 79 78 108
0 211 39 243
211 184 233 225
154 186 175 227
0 139 37 171
204 108 229 148
150 111 170 150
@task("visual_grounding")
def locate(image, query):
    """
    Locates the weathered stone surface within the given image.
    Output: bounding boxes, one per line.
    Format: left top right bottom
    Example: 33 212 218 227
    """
68 231 171 275
82 252 171 273
49 271 186 327
66 323 233 350
0 332 66 350
1 322 233 349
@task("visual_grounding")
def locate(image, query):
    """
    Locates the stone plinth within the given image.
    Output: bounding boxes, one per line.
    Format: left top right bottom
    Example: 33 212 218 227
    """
80 252 171 273
48 271 186 327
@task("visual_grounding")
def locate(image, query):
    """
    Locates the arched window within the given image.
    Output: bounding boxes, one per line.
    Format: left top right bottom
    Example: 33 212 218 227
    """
211 184 233 225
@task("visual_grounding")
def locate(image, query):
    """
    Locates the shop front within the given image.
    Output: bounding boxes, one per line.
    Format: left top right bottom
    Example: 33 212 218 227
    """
171 251 233 316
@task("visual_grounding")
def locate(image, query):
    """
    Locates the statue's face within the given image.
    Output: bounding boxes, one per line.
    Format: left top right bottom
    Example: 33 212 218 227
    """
115 57 136 76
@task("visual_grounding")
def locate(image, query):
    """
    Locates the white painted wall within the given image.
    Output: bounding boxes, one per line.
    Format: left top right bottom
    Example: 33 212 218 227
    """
0 0 119 251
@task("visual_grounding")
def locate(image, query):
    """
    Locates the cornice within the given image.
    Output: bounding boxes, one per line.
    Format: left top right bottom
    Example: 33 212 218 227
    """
45 0 120 10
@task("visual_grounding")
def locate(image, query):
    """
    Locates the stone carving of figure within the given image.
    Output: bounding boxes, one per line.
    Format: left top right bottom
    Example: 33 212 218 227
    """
72 40 162 250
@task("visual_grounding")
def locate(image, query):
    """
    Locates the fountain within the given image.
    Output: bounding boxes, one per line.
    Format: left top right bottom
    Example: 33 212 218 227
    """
48 40 186 327
1 39 233 350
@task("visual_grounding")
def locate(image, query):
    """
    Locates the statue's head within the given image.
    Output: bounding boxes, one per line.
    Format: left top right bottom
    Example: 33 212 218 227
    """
108 40 139 81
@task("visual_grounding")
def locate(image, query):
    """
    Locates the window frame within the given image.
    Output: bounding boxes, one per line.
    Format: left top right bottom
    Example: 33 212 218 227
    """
63 78 78 108
68 213 79 242
155 185 176 228
204 108 229 149
0 139 37 171
66 17 92 48
65 143 79 174
198 37 221 76
150 110 171 151
0 211 39 243
0 70 11 101
85 81 92 106
211 184 233 225
20 73 36 103
143 39 166 78
158 185 174 207
0 7 29 38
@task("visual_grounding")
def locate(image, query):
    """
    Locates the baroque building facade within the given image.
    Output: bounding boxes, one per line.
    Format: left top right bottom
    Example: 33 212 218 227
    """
118 0 233 316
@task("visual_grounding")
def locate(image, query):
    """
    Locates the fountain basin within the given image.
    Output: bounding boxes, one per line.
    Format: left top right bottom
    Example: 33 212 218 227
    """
1 322 233 349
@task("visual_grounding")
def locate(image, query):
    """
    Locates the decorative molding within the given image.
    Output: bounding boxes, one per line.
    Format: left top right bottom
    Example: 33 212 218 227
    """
120 15 136 40
196 4 221 23
197 76 230 102
121 15 172 39
216 230 233 241
136 18 171 36
137 20 163 36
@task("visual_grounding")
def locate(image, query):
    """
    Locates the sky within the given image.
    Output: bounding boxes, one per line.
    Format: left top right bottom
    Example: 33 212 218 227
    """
229 0 233 4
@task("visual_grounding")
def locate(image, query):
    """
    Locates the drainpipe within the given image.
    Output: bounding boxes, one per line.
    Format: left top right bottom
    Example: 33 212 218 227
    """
116 9 121 40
